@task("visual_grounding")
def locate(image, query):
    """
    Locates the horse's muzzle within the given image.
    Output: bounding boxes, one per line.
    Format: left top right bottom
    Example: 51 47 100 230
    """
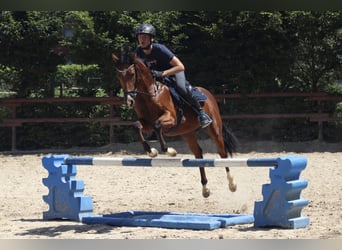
126 94 135 107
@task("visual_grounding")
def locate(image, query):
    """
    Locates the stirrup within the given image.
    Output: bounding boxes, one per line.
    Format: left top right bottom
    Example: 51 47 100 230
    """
198 112 212 128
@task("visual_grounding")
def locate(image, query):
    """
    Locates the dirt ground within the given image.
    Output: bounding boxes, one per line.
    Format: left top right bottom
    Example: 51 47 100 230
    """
0 139 341 239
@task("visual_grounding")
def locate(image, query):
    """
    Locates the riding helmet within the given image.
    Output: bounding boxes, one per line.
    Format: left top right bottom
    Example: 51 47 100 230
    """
135 23 156 37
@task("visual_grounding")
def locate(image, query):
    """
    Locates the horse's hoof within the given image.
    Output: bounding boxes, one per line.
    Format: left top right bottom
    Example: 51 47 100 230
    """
227 173 237 192
202 187 210 198
148 148 158 158
166 147 177 157
229 183 237 192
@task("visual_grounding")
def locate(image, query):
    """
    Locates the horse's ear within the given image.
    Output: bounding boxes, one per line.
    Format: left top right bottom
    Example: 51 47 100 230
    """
131 53 144 66
112 53 119 63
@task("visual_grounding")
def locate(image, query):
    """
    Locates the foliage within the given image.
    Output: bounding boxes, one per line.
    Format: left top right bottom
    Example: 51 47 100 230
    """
0 65 20 97
55 64 103 96
181 12 280 90
324 82 342 95
0 11 66 97
0 11 342 150
282 11 342 92
1 10 341 96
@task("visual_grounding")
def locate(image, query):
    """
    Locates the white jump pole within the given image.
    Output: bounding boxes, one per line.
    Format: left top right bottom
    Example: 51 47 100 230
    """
64 157 279 168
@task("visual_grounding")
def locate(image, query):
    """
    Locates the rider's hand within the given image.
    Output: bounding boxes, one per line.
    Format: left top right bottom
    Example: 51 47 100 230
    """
151 70 164 81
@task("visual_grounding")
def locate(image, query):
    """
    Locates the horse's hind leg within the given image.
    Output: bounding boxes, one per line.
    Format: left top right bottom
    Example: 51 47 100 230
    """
182 133 210 198
207 125 237 192
225 167 237 192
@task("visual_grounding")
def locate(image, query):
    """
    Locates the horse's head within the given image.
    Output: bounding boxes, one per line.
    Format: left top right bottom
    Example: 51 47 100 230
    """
112 52 155 107
112 52 137 107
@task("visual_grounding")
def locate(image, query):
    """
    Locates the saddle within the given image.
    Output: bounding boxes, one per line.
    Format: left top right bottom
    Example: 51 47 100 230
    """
163 76 207 102
162 77 208 129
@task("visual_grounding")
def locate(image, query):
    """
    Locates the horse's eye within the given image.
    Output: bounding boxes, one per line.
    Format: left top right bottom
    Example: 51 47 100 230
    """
128 72 135 79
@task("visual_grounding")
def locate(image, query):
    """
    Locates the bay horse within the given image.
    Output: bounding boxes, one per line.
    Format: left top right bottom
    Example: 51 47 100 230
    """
112 52 238 198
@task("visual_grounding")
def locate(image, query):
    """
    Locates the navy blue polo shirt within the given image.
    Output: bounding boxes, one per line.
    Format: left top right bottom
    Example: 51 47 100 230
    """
136 43 175 71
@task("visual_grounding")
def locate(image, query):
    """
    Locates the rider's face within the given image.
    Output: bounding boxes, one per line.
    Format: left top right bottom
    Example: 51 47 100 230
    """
138 34 152 49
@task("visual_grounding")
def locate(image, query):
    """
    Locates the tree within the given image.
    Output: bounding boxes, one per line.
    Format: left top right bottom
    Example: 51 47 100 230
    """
0 11 65 97
281 11 342 92
178 11 296 93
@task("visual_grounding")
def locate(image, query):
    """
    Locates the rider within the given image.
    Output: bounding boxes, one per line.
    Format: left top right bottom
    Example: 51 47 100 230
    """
134 23 212 129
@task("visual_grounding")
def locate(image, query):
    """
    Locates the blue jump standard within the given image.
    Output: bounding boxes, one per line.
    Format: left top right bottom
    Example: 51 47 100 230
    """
42 154 310 230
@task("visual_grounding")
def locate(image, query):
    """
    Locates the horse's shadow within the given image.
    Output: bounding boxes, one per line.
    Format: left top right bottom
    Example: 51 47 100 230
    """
14 218 113 237
15 218 277 237
237 226 277 233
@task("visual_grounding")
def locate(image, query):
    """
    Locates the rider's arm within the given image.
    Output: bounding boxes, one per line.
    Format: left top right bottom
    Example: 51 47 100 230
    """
162 56 185 77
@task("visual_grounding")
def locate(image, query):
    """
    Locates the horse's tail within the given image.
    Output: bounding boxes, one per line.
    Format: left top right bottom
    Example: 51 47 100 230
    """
222 123 238 157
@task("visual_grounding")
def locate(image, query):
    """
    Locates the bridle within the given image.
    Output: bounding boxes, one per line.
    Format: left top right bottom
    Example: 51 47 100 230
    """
115 63 158 100
115 64 138 99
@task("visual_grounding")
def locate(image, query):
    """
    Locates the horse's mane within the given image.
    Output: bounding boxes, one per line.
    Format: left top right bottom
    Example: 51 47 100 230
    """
130 54 155 86
116 52 152 76
132 54 152 75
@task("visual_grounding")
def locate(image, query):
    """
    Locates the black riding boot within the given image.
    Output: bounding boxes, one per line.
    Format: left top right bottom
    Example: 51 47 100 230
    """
174 72 212 128
180 86 212 128
189 95 212 128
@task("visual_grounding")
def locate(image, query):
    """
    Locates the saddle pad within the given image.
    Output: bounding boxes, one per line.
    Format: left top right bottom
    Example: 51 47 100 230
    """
192 87 208 102
169 86 208 103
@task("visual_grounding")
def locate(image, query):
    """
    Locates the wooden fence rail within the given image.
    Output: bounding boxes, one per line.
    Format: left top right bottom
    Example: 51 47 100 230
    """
1 92 341 151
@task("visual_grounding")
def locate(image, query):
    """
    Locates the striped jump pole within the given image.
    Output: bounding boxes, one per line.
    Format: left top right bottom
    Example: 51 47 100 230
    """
63 156 280 168
42 154 310 230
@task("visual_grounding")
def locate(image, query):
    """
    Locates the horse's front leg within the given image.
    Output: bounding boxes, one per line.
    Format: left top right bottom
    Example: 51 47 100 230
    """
154 122 177 157
134 121 158 157
155 110 177 157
